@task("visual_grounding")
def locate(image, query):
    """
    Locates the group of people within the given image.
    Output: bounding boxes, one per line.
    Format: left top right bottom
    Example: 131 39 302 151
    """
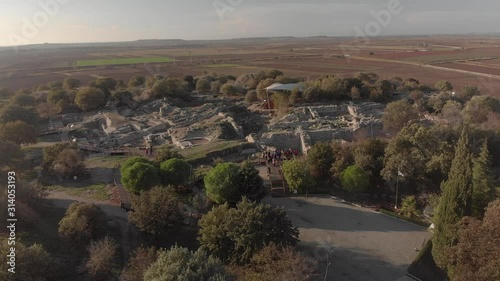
262 148 300 173
144 146 154 156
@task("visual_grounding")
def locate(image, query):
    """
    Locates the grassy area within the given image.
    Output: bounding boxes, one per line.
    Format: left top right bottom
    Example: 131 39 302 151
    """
179 140 241 162
379 209 431 228
202 64 239 68
85 155 127 169
403 53 499 64
46 183 111 201
76 56 174 66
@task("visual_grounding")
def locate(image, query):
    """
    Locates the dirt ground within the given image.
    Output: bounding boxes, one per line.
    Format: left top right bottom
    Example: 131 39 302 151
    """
264 196 431 281
1 35 500 98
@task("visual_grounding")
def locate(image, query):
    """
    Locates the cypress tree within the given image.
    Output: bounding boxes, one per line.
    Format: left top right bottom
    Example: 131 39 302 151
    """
471 140 496 217
432 129 473 270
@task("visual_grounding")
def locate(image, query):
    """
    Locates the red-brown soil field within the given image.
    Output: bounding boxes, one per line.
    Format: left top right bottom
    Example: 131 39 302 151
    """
1 35 499 97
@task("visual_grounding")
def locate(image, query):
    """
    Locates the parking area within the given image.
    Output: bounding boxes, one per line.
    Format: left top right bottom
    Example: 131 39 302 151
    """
264 196 431 281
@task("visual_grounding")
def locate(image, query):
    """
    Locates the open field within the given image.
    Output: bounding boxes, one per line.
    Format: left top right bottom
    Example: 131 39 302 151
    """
1 35 500 98
76 56 174 67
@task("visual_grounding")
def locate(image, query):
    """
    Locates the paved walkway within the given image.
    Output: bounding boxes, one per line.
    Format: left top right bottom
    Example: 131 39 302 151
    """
265 196 430 281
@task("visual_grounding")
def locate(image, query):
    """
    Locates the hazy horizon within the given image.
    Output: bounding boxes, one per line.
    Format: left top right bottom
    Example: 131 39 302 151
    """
1 0 500 47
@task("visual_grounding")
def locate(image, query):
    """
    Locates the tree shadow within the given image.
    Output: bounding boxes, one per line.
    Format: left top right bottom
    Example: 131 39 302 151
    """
267 197 428 233
299 243 410 281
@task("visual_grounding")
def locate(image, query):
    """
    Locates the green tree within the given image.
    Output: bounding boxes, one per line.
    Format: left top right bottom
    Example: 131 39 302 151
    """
75 87 106 111
198 198 299 264
435 80 453 92
441 100 463 127
353 139 387 190
221 84 237 96
330 142 354 181
463 95 500 124
471 141 496 217
307 142 334 178
50 147 85 177
0 121 37 144
196 78 211 93
432 129 473 271
121 156 152 172
237 161 266 202
121 246 159 281
47 89 70 104
152 78 190 100
0 105 38 124
143 245 232 281
233 243 316 281
63 77 81 90
245 90 258 104
0 140 24 173
382 100 419 133
282 158 315 194
340 165 370 193
211 81 222 94
10 93 35 107
58 202 106 246
89 77 117 96
0 87 13 98
400 195 418 218
0 241 55 281
128 75 146 88
121 162 161 193
204 163 241 204
457 85 480 103
128 186 182 237
160 158 191 187
154 146 182 164
86 237 118 281
448 199 500 281
42 143 74 169
110 90 133 105
267 69 284 79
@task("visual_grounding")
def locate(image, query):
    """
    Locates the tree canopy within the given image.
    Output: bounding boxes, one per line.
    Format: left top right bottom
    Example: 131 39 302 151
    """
58 202 107 246
307 142 334 178
198 198 299 265
432 129 473 271
382 99 419 133
75 87 106 112
0 121 37 144
121 162 161 193
282 158 315 194
340 165 370 193
160 158 191 187
143 245 232 281
447 199 500 281
128 186 182 237
204 162 241 204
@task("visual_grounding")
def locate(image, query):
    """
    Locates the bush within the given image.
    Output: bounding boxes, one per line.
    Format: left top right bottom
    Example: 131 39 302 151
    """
75 87 106 111
399 195 418 218
0 241 56 281
160 158 191 187
282 158 315 194
198 198 299 265
128 186 182 237
121 162 161 193
58 202 106 246
204 163 241 204
340 165 369 193
86 237 118 280
144 245 232 281
121 246 159 281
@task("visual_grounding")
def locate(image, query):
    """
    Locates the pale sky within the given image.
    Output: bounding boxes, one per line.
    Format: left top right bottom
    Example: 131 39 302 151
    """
1 0 499 46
